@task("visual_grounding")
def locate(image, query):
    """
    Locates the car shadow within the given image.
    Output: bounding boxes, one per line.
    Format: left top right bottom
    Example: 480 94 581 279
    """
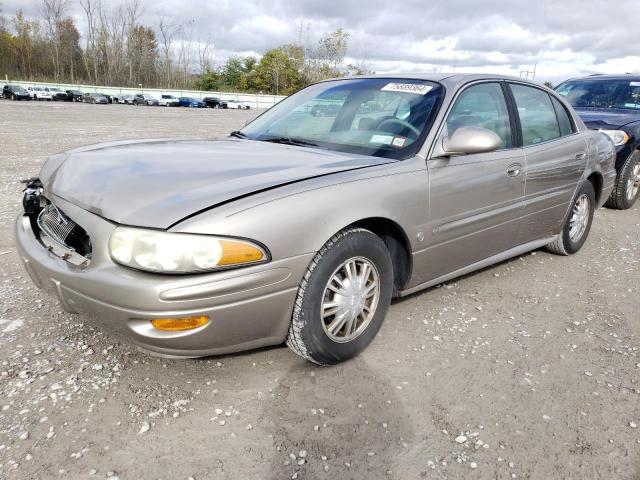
257 358 414 480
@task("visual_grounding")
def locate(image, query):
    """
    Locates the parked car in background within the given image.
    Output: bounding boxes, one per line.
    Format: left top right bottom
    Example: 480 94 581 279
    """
203 96 223 108
15 74 616 365
225 99 251 109
83 92 108 104
159 94 180 107
3 85 31 100
132 94 159 106
556 74 640 209
178 97 205 108
45 86 68 101
65 89 84 102
96 93 115 104
27 86 53 101
117 94 134 104
310 103 342 117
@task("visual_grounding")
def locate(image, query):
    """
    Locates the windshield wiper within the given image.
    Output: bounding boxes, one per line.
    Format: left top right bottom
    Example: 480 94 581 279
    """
230 130 249 139
262 136 319 147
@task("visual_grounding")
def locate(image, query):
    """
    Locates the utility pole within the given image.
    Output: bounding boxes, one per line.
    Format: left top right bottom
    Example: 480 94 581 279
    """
520 63 537 80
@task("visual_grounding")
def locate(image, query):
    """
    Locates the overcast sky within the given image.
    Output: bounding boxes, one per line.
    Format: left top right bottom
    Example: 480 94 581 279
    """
4 0 640 83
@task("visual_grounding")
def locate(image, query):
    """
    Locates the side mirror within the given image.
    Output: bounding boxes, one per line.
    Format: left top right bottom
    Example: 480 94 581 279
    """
439 126 502 156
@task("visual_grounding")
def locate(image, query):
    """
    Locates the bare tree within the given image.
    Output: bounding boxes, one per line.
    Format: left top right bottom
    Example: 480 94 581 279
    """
159 16 180 86
40 0 67 80
197 34 215 75
124 0 142 84
79 0 99 82
176 19 194 87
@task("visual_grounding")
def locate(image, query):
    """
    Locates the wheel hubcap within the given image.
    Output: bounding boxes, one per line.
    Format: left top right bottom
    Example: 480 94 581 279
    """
626 163 640 201
321 257 380 343
569 194 590 242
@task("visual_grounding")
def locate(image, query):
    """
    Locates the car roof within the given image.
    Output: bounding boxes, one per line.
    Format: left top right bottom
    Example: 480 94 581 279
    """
324 72 539 90
561 74 640 82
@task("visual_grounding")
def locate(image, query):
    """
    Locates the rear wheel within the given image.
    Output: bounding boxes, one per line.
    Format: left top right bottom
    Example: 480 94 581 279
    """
604 151 640 210
546 181 596 256
286 228 393 365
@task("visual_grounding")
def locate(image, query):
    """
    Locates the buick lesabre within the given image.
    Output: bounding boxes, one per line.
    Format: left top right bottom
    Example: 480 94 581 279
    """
16 74 617 364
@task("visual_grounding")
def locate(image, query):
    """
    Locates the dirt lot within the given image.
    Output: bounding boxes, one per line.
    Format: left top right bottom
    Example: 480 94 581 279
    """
0 100 638 480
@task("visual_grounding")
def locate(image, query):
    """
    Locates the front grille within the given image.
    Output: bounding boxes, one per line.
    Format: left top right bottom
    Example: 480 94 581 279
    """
37 203 92 259
39 204 76 244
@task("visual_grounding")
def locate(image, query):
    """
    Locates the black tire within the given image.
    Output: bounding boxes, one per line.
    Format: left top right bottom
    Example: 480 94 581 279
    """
546 181 596 256
604 151 640 210
286 228 394 365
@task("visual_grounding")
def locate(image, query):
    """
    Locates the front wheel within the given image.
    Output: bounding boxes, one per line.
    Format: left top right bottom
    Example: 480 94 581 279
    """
546 181 596 256
286 228 393 365
605 151 640 210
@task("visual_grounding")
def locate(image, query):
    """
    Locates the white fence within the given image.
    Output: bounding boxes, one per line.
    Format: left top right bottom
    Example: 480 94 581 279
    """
4 79 286 109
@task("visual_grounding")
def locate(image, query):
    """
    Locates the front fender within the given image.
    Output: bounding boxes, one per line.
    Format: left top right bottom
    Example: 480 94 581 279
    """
583 130 617 207
171 158 429 262
616 122 640 171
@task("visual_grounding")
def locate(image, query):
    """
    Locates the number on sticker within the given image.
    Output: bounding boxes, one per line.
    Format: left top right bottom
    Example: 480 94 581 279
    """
381 83 433 95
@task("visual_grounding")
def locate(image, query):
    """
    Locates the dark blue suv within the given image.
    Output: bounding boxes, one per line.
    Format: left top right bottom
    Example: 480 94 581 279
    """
555 75 640 209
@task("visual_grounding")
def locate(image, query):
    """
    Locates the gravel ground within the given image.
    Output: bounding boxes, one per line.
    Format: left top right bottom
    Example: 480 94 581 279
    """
0 100 638 480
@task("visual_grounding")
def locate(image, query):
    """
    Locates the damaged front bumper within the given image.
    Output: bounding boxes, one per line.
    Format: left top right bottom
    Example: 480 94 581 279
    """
15 193 310 358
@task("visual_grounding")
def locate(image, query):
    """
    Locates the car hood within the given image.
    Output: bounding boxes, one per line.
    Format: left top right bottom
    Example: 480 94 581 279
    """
41 138 393 229
574 107 640 130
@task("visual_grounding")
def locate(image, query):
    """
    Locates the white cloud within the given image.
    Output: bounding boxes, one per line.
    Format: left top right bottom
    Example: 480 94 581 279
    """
3 0 640 84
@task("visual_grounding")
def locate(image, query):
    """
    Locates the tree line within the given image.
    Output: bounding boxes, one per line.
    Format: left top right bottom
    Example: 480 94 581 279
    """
0 0 370 95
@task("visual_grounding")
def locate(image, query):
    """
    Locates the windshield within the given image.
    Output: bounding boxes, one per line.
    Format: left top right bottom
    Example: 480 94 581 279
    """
556 78 640 110
241 78 443 159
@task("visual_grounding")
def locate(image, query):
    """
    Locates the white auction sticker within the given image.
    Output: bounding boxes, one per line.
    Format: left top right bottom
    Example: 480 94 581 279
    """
381 83 433 95
392 137 407 147
370 134 394 145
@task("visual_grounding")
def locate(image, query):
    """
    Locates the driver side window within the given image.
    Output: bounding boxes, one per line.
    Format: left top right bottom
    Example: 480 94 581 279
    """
447 83 512 149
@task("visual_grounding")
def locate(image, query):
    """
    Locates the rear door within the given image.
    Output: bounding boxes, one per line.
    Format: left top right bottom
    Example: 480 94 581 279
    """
507 82 587 241
413 81 526 284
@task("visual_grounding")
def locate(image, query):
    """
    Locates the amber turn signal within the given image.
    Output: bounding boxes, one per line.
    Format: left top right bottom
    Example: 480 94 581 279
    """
218 240 265 266
151 315 210 331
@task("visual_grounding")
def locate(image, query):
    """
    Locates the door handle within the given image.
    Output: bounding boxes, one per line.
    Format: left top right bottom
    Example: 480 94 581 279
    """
575 152 586 160
507 163 522 177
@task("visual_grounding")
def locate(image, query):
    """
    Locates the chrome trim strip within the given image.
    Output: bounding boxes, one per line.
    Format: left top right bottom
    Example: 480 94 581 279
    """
39 232 90 266
36 206 90 267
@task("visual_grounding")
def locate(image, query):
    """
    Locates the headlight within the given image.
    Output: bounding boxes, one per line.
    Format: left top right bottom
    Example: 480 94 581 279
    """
599 129 629 146
109 227 268 273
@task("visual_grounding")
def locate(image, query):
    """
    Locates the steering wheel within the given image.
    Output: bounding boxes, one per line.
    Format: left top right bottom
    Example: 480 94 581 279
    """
377 118 421 138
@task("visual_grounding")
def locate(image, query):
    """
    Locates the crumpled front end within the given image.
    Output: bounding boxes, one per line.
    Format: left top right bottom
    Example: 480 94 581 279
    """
15 191 310 358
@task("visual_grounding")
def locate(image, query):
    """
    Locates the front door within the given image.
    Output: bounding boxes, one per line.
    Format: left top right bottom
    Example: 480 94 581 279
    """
412 82 526 285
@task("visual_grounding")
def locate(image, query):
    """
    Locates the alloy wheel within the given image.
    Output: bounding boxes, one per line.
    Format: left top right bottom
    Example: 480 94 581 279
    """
321 256 380 343
569 194 590 242
626 162 640 201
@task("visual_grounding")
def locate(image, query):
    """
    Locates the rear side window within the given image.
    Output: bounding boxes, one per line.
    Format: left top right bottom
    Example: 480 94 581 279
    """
551 96 574 137
510 84 561 146
447 82 512 149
